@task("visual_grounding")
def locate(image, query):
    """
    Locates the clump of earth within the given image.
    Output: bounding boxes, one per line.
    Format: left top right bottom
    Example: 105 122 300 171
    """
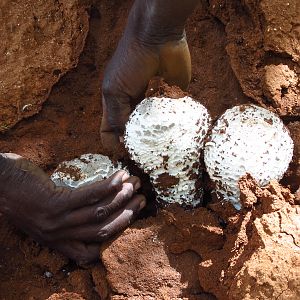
100 176 300 300
0 0 299 299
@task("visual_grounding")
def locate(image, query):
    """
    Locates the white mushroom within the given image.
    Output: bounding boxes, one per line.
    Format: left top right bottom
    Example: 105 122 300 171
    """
51 153 124 188
204 104 294 209
124 96 211 207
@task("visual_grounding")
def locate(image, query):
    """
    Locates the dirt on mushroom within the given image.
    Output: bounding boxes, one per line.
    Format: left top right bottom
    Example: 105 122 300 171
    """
0 0 299 299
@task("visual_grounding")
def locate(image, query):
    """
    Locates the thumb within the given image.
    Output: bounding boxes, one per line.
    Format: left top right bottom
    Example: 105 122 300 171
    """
100 93 131 156
158 34 191 90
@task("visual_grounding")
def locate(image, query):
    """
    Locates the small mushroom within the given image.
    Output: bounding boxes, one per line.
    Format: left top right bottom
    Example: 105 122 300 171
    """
51 154 124 188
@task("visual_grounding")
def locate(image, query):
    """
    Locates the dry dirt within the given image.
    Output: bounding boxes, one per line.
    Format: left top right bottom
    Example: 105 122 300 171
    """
101 177 300 300
0 0 90 133
0 0 299 299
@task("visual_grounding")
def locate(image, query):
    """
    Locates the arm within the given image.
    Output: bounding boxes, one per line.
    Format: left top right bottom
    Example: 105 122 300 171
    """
0 154 145 264
133 0 201 43
101 0 200 154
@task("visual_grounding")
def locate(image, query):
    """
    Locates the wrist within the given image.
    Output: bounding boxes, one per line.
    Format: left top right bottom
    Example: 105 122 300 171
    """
0 154 14 213
0 153 24 194
0 154 41 216
0 153 14 177
128 0 198 45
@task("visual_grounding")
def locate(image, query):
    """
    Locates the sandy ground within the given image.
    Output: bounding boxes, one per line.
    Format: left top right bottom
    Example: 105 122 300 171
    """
0 0 299 299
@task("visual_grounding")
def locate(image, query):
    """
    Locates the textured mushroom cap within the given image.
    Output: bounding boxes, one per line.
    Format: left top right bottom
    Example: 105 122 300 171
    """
125 96 211 207
51 154 124 188
204 104 294 209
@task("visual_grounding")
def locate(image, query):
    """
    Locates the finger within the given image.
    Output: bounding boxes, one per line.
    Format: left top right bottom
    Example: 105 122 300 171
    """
51 194 146 242
56 176 142 228
100 95 130 155
52 240 100 265
100 131 121 157
100 41 160 152
58 170 130 211
296 187 300 203
159 35 191 90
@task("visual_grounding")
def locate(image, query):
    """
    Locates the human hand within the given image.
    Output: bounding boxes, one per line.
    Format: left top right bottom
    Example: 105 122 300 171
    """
296 186 300 202
0 154 146 264
101 0 199 155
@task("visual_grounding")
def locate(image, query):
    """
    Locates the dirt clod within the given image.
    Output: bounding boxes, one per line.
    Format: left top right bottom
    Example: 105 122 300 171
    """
145 77 189 99
101 206 224 299
0 0 299 299
46 292 86 300
208 0 300 116
0 0 89 132
199 176 300 300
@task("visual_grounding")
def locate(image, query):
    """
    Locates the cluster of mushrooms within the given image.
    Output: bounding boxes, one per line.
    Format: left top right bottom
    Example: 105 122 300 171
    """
52 96 294 210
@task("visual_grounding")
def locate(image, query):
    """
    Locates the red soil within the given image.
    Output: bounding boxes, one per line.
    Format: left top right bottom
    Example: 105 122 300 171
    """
0 0 299 299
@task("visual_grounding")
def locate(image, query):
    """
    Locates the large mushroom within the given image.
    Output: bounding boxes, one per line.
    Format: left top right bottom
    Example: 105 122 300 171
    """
125 96 211 207
204 104 294 209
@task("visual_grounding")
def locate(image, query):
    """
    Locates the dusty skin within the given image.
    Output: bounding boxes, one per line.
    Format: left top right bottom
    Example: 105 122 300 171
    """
0 0 299 299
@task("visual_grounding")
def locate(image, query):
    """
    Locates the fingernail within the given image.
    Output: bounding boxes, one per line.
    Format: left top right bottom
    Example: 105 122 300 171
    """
121 172 130 183
139 199 146 210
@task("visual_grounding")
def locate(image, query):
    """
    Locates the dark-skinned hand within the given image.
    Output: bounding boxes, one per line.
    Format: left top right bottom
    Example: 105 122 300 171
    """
0 153 146 264
101 0 199 154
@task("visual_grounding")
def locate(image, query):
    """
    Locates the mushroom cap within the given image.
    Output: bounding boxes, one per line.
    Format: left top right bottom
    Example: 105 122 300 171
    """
125 96 211 207
51 154 124 188
204 104 294 209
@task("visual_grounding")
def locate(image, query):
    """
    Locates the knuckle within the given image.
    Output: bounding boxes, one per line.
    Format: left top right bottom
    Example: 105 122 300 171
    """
119 184 134 200
39 220 57 234
108 176 122 193
115 190 130 206
95 206 110 221
119 210 135 229
52 189 73 211
97 228 110 241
